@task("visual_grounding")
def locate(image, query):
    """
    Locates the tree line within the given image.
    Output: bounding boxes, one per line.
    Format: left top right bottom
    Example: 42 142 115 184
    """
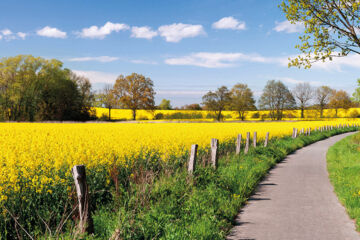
200 80 357 121
1 55 359 122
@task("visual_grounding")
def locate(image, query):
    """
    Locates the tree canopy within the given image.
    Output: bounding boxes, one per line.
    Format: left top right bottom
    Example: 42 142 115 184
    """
352 79 360 102
113 73 155 120
281 0 360 68
0 55 94 121
230 83 256 120
202 86 231 121
259 80 296 120
329 89 352 116
315 85 334 117
159 99 172 110
292 83 313 118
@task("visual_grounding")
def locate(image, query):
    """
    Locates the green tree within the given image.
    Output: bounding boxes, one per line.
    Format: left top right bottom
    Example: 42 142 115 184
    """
352 79 360 102
230 83 256 120
292 83 313 118
113 73 155 120
329 90 352 117
259 80 296 120
0 55 94 121
159 99 172 110
281 0 360 68
202 86 231 121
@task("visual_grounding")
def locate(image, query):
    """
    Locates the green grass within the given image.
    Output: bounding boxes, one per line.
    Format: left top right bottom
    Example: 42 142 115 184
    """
88 127 358 240
327 132 360 231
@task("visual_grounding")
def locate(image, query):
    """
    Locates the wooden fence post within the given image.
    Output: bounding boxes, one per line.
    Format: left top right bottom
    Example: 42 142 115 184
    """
236 134 242 155
292 128 296 138
188 144 198 174
211 139 219 169
72 165 94 234
253 132 257 148
245 132 250 154
294 128 298 138
264 132 269 147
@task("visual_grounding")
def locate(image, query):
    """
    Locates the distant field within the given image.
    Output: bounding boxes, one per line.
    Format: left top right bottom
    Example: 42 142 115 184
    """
94 107 360 121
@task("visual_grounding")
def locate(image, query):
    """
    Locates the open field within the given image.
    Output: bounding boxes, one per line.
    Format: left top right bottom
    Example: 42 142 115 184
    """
0 121 359 238
327 132 360 231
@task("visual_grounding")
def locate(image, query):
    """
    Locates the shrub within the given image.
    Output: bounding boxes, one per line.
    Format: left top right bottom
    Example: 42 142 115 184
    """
155 113 164 120
251 112 260 118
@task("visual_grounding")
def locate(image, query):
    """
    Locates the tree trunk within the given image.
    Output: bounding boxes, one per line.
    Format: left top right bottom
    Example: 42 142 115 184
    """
217 110 222 121
301 107 304 118
108 108 111 121
239 111 245 121
335 108 338 117
132 109 136 120
320 107 323 118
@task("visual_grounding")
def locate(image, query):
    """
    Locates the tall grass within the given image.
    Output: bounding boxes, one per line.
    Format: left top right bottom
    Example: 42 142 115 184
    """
327 132 360 231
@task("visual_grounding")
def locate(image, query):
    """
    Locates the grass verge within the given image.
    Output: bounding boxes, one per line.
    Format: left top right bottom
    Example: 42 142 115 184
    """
87 128 358 240
327 131 360 231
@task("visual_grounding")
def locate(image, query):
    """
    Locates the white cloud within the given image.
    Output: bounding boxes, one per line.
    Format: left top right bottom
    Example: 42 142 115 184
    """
37 26 67 38
78 22 129 39
212 16 246 30
131 26 158 39
1 29 12 36
17 32 27 40
156 90 207 96
165 52 281 68
274 20 304 33
0 35 2 40
277 77 322 86
310 54 360 71
72 70 118 84
158 23 205 42
68 56 119 62
130 59 158 65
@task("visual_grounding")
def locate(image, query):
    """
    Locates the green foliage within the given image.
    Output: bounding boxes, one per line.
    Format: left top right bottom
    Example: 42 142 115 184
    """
159 99 172 110
93 127 357 240
327 133 360 231
281 0 360 69
155 112 204 120
251 112 260 118
352 79 360 103
202 86 231 121
230 84 256 120
0 55 95 121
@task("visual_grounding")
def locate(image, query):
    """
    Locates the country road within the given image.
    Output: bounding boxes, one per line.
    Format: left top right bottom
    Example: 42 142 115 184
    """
227 132 360 240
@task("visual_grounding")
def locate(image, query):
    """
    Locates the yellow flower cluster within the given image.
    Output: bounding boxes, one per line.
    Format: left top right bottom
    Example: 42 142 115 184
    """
0 120 358 200
94 107 360 121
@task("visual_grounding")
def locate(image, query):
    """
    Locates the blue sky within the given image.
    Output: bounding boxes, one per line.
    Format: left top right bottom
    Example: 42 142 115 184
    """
1 0 359 106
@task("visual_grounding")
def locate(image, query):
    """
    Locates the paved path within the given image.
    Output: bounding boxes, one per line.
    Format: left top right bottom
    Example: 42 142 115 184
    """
227 132 360 240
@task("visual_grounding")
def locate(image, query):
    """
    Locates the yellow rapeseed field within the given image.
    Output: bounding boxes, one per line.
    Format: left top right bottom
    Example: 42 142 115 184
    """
0 120 358 201
94 107 360 120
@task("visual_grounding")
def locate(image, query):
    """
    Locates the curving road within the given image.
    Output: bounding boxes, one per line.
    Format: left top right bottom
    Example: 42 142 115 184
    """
227 132 360 240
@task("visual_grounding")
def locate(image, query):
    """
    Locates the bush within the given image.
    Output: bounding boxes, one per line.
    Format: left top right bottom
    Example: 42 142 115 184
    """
251 112 260 118
155 113 164 120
